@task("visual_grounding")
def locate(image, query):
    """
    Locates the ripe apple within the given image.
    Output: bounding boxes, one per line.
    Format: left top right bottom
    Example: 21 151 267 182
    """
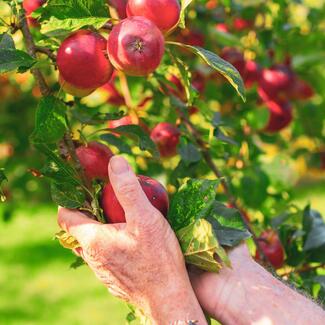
23 0 46 26
289 78 314 101
101 175 169 223
150 122 180 158
232 18 253 31
258 64 295 102
59 74 95 97
108 0 127 19
57 30 113 90
76 142 114 181
255 230 285 269
243 60 261 88
177 28 205 47
107 17 165 76
126 0 181 33
264 100 293 133
215 23 229 33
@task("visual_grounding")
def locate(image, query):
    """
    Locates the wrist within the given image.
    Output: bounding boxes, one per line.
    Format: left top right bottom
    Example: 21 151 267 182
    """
146 277 208 325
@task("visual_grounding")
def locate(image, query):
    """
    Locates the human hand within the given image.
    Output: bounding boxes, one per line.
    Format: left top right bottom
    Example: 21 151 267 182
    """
58 156 207 325
190 244 325 325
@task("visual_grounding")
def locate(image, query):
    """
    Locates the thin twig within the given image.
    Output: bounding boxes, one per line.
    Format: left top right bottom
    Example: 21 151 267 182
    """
19 11 51 96
35 46 57 63
281 264 324 278
118 71 133 109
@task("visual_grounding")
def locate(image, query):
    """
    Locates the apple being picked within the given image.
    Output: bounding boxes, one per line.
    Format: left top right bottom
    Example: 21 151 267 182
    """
126 0 181 33
76 142 114 181
150 122 180 158
107 17 165 76
255 230 285 269
102 175 169 223
57 30 113 90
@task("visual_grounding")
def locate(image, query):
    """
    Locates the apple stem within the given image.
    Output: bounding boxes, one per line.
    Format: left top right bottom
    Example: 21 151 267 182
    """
178 109 275 270
35 46 57 64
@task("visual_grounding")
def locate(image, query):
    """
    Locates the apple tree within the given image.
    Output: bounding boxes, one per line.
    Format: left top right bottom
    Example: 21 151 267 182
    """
0 0 325 321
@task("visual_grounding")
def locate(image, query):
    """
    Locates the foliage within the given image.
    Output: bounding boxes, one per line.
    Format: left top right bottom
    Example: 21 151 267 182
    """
0 0 325 323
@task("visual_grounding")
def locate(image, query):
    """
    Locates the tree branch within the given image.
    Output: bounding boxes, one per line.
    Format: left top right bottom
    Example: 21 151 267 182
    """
19 11 51 96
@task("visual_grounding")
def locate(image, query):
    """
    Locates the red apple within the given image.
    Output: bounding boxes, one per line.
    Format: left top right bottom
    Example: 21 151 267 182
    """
232 18 253 31
255 230 285 269
264 100 293 133
289 78 314 101
23 0 46 26
243 60 261 88
215 23 229 33
258 64 295 102
108 0 127 19
126 0 181 33
192 71 206 94
107 17 165 76
57 30 113 90
177 28 205 47
76 142 114 181
150 122 180 158
59 74 95 98
102 175 169 223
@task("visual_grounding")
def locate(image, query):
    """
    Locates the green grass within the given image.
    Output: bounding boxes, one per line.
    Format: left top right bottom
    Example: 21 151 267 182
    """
0 205 130 325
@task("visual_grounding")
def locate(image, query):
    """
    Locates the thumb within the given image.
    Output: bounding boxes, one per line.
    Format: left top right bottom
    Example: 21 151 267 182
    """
108 156 156 229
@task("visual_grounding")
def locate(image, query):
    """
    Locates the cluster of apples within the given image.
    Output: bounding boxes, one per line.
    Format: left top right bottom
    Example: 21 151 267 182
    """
55 0 181 97
221 48 314 133
76 141 169 223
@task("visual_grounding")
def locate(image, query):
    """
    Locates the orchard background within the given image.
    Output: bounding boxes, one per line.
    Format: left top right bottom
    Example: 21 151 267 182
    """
0 0 325 324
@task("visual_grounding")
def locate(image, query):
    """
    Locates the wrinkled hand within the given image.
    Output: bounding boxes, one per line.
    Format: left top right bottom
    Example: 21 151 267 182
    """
58 156 207 324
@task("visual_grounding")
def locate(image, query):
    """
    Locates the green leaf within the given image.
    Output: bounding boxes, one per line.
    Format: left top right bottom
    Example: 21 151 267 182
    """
168 179 220 231
0 49 35 73
179 143 202 166
109 125 159 158
37 0 109 35
167 42 246 101
0 33 15 50
0 169 8 202
207 202 251 247
72 103 125 125
39 0 108 19
167 49 198 105
100 133 132 155
41 17 109 36
177 218 230 272
303 206 325 252
36 143 80 185
51 182 86 209
178 0 194 29
31 96 67 144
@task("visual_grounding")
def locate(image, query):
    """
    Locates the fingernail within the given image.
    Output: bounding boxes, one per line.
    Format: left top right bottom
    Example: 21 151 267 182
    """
110 156 129 175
